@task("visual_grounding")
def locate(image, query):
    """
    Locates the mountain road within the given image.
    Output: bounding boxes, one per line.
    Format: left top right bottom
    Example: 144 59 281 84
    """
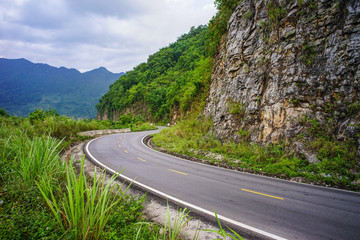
84 129 360 240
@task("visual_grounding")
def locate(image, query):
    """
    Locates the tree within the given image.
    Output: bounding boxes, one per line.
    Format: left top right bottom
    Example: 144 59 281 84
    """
0 108 9 117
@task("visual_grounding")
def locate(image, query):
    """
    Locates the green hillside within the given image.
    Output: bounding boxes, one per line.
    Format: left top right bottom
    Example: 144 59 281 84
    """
96 25 213 122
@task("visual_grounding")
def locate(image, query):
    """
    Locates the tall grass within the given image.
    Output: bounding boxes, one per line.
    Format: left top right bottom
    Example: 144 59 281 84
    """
0 130 68 238
162 204 192 240
37 156 130 239
0 133 13 183
136 203 200 240
16 136 65 183
204 211 244 240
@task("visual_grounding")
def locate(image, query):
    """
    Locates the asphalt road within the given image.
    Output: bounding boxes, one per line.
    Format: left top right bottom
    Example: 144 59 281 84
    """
84 129 360 240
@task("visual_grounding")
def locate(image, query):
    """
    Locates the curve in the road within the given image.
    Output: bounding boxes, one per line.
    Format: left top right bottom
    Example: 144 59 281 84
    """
84 130 360 240
85 136 285 240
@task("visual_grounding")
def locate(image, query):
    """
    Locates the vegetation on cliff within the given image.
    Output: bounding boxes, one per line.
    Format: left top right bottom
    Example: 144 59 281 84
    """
207 0 240 54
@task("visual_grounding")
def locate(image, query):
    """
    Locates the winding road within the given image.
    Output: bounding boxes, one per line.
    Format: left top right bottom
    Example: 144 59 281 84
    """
84 129 360 240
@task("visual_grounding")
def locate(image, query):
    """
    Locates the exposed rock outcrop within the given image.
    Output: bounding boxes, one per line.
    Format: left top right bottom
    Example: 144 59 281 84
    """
205 0 360 147
77 128 131 137
97 102 151 121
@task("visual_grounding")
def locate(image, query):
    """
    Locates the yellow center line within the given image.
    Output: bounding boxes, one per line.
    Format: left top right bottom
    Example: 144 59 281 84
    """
124 150 128 153
118 144 121 148
137 157 147 162
241 188 284 200
168 169 188 176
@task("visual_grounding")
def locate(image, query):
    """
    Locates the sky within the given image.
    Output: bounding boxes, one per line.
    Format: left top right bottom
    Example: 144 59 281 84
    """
0 0 217 73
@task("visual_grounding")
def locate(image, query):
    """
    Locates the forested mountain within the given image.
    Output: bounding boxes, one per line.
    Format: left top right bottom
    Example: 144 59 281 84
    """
0 58 123 118
96 25 213 122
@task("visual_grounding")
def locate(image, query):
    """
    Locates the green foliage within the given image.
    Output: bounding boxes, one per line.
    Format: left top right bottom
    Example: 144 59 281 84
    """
106 196 162 240
308 118 322 136
237 128 250 139
207 0 241 55
259 20 272 41
298 0 317 11
107 113 157 131
266 0 287 27
298 116 359 188
258 0 288 42
0 109 155 148
97 26 213 122
0 130 70 239
162 204 193 240
242 10 253 22
301 41 316 65
227 100 245 119
289 99 299 105
0 108 9 117
0 184 65 239
29 108 59 123
349 101 360 115
96 1 244 122
130 122 157 132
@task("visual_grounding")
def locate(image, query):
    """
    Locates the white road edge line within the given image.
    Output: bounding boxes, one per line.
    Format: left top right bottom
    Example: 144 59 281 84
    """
85 137 287 240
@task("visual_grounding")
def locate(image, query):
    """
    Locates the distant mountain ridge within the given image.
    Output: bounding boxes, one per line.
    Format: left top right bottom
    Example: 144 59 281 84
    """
0 58 124 118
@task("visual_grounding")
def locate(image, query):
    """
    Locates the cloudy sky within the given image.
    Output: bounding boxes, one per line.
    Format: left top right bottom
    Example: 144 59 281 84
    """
0 0 217 73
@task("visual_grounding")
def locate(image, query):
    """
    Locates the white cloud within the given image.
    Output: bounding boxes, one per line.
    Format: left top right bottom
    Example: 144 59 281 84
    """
0 0 217 73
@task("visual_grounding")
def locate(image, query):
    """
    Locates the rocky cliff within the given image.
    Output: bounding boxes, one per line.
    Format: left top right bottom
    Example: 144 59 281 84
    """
205 0 360 152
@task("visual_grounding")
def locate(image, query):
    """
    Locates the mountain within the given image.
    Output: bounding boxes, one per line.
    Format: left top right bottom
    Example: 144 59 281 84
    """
0 58 123 118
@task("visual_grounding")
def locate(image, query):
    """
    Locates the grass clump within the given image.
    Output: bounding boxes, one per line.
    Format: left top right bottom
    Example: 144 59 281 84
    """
17 136 65 183
297 116 360 188
227 100 246 119
205 211 243 240
163 204 193 240
301 41 317 66
37 157 131 240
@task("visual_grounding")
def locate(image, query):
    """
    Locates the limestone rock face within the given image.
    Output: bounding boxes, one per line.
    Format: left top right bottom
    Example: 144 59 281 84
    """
205 0 360 145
